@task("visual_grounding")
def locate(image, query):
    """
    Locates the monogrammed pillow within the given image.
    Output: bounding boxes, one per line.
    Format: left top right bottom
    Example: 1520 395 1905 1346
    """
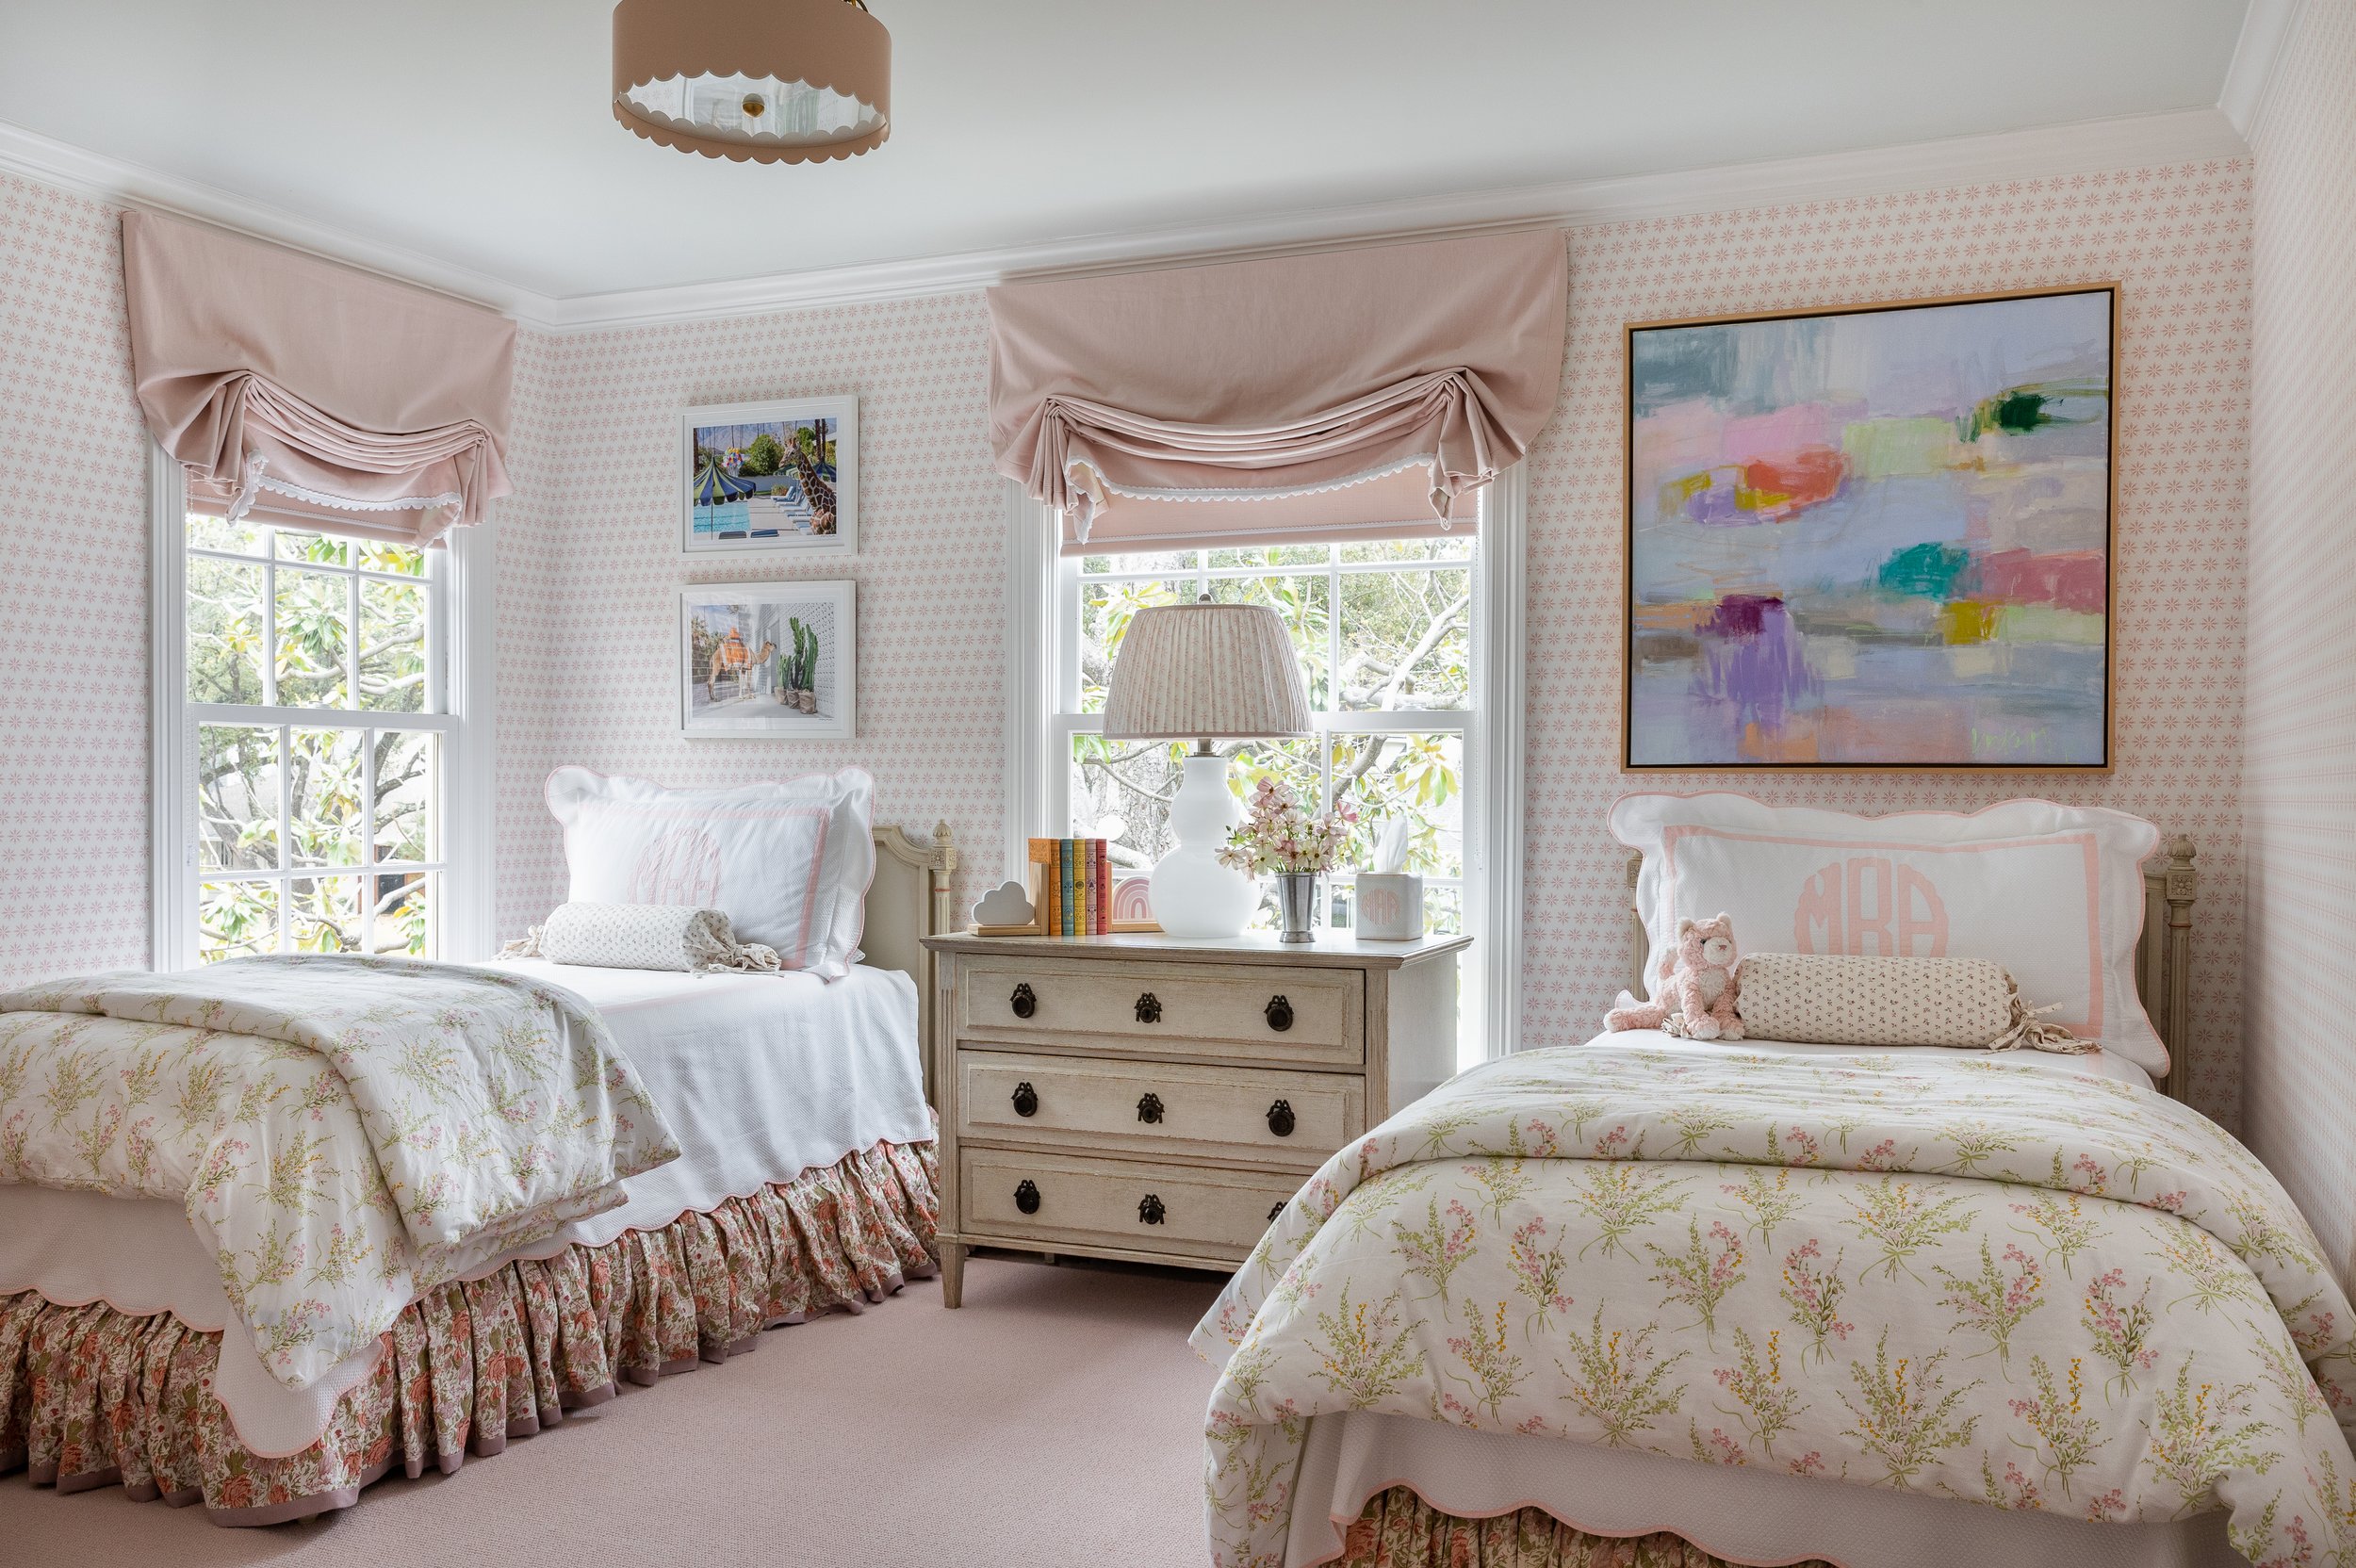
506 904 781 972
1610 793 2163 1076
1733 953 2087 1053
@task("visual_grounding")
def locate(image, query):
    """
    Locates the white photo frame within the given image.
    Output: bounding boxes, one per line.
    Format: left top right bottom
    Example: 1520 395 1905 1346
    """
679 580 857 740
679 397 859 558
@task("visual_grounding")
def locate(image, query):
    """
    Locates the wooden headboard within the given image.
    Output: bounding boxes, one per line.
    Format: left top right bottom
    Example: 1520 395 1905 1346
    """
865 823 957 1056
1622 837 2201 1102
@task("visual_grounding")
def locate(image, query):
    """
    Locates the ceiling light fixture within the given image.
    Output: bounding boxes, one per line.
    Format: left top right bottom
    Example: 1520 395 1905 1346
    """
612 0 891 164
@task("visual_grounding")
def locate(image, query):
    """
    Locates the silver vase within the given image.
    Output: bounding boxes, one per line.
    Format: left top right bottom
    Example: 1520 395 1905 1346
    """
1275 871 1317 942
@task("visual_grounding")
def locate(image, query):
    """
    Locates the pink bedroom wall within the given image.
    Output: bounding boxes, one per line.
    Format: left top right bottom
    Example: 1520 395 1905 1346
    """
2241 4 2356 1278
491 296 1009 936
0 152 2261 1136
0 172 153 987
1522 159 2257 1129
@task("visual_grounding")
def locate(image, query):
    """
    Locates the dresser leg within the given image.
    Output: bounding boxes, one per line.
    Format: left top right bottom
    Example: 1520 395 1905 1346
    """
940 1242 966 1308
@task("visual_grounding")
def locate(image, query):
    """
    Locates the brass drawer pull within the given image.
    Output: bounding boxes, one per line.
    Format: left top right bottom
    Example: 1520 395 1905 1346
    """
1014 1179 1041 1215
1009 982 1037 1019
1135 991 1162 1023
1011 1081 1038 1118
1138 1193 1166 1225
1265 995 1293 1032
1136 1091 1164 1124
1266 1099 1296 1137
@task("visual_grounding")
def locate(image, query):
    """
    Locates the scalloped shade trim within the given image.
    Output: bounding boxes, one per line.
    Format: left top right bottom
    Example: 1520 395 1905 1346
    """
613 0 891 165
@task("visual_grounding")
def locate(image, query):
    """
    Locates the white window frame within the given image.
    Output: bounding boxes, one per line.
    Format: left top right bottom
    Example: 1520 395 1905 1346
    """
148 446 498 969
1003 467 1526 1067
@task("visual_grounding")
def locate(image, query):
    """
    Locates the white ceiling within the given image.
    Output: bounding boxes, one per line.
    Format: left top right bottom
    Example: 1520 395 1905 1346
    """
0 1 2251 303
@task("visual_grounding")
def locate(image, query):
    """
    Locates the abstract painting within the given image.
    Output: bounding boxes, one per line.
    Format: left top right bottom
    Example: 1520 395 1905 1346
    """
1624 286 2114 770
679 580 857 740
679 397 858 557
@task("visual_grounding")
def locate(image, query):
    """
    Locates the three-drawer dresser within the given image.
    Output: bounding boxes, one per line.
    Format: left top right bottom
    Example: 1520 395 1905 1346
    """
917 929 1470 1306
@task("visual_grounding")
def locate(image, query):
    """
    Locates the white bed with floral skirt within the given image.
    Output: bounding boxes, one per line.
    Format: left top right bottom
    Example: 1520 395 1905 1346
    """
1195 804 2356 1568
0 819 956 1526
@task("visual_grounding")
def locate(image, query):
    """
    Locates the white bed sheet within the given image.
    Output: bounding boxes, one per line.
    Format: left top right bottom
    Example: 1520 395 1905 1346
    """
0 961 930 1456
1283 1032 2182 1568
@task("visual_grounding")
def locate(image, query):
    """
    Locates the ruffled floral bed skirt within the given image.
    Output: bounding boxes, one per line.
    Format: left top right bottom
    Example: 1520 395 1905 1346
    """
1335 1487 1836 1568
0 1136 937 1526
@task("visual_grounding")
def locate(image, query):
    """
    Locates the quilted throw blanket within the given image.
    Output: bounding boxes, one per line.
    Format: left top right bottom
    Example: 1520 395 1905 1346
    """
0 956 679 1388
1191 1046 2356 1568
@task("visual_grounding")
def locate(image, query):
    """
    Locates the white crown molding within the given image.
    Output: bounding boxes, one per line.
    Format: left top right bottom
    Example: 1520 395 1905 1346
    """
0 116 529 317
535 106 2247 332
2219 0 2302 141
3 104 2248 335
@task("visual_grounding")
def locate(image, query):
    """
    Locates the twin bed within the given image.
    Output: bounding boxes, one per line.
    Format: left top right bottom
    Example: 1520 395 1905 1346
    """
0 808 956 1525
1197 798 2356 1568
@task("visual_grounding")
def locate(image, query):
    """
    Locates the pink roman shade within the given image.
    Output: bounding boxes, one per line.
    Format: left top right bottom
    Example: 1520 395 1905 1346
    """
987 230 1566 555
121 209 515 546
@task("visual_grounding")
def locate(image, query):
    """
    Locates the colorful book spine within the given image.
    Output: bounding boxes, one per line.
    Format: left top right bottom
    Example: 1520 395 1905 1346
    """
1096 840 1111 933
1059 838 1076 936
1083 839 1099 936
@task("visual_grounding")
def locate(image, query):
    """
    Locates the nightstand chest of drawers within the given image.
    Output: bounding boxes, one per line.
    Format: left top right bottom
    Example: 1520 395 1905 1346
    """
917 929 1470 1306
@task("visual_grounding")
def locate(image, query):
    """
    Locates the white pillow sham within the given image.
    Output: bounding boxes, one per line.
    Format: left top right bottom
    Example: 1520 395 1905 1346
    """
545 766 876 980
1610 792 2164 1076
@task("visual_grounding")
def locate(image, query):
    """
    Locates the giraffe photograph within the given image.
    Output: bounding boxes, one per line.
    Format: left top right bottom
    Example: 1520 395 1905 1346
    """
678 579 858 740
679 397 859 557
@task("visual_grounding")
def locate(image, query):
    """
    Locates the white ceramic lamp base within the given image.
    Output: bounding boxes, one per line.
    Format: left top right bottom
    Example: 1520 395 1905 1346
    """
1149 751 1259 939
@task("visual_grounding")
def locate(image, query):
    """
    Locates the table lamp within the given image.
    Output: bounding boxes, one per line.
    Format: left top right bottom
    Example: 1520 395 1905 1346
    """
1101 596 1313 939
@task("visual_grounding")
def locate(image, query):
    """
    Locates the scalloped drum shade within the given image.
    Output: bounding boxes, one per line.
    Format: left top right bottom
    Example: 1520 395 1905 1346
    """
1103 602 1314 742
613 0 891 164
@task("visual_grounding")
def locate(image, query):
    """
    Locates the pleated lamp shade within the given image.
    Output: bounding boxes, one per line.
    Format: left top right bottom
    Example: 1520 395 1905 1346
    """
1103 600 1313 741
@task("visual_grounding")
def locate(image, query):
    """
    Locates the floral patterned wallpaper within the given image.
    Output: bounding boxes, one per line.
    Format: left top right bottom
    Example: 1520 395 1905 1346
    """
1522 158 2256 1130
2242 2 2356 1277
0 153 2258 1134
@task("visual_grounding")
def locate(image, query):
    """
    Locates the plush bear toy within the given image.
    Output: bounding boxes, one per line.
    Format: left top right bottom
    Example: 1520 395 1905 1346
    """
1605 913 1744 1041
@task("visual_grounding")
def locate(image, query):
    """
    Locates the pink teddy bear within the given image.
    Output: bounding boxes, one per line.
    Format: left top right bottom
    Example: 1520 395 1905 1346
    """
1605 913 1744 1041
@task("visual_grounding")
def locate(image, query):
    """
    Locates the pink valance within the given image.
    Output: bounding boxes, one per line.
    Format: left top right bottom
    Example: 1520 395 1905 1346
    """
987 230 1566 554
121 210 515 546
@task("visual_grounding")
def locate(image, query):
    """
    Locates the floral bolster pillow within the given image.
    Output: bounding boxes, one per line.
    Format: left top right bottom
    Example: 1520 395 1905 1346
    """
1734 952 2087 1054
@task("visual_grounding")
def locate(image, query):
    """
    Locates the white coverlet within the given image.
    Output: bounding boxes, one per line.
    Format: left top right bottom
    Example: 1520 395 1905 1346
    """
0 962 928 1456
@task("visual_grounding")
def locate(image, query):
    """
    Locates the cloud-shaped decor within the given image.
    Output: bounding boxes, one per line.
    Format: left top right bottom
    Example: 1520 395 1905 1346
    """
973 880 1036 927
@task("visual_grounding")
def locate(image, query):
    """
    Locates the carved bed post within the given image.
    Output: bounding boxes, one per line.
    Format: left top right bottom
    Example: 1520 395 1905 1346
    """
1627 851 1647 996
2160 836 2197 1102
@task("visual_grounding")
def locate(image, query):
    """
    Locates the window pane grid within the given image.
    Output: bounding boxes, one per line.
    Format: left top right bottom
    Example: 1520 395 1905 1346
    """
185 513 443 962
1055 529 1474 939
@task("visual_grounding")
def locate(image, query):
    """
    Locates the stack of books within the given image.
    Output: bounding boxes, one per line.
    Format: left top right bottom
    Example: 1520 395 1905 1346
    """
1028 837 1112 936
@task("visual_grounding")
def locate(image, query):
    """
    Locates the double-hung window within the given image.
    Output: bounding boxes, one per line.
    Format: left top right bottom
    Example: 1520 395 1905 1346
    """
1024 471 1526 1068
151 454 491 968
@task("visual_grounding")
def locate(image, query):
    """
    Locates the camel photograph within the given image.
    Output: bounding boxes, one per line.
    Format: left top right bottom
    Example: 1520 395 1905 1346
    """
678 580 857 741
679 397 859 558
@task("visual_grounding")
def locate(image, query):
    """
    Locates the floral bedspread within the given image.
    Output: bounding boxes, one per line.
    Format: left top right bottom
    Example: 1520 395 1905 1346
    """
0 956 679 1388
1191 1045 2356 1568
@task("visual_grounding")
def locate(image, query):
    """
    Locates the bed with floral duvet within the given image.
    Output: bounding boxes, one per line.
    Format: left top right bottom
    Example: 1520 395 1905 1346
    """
0 955 940 1523
1192 1038 2356 1568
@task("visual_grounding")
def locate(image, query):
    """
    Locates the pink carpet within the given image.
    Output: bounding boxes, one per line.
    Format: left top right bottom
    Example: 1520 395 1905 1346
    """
0 1254 1226 1566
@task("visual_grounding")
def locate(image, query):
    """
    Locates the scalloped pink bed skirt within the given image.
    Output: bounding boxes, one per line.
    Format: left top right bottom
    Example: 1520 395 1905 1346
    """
0 1136 937 1526
1338 1488 1835 1568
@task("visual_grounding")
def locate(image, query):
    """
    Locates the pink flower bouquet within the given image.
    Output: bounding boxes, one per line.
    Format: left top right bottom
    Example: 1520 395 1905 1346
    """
1217 776 1357 875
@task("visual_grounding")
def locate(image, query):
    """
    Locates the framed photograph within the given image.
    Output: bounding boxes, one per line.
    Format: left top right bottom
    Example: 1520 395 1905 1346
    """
679 580 856 740
679 397 858 557
1624 285 2116 771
